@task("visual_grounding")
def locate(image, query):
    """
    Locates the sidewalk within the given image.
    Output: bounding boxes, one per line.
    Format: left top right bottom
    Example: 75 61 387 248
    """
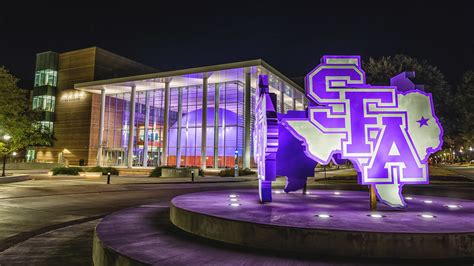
28 174 256 185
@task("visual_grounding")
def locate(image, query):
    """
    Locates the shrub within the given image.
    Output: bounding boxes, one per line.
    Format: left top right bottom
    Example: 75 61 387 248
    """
51 167 83 176
218 167 255 177
86 166 119 175
149 166 203 177
149 166 175 177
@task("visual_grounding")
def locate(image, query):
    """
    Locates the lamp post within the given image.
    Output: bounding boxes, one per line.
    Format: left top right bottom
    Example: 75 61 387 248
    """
2 135 12 177
469 146 473 162
234 150 239 177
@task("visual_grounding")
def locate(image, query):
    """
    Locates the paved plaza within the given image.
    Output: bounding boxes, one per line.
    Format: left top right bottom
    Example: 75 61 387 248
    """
0 167 472 265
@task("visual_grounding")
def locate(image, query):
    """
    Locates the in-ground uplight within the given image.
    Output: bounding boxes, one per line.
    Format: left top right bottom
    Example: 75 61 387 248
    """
368 214 385 218
446 204 461 209
420 214 436 219
316 214 332 218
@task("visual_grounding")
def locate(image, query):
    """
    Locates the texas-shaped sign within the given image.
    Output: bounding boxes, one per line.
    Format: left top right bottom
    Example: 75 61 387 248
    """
255 55 443 208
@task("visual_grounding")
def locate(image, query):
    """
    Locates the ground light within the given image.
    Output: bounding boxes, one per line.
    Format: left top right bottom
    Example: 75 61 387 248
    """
423 200 433 204
333 192 341 195
368 214 385 218
446 204 461 209
228 194 238 198
229 198 239 202
229 203 241 207
420 214 436 219
405 196 413 200
316 214 332 218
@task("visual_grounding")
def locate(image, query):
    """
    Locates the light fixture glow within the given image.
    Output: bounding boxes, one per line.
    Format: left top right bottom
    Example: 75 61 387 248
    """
405 197 413 200
228 194 238 198
275 190 282 194
316 214 331 218
229 203 241 207
420 214 436 219
368 214 385 218
334 192 341 195
446 204 461 209
229 198 239 202
423 200 433 204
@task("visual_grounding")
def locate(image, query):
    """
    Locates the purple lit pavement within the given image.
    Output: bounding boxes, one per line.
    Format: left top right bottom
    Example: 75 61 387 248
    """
172 189 474 234
93 189 474 264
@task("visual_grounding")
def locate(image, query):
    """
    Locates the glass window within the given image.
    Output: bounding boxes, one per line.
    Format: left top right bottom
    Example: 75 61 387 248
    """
32 95 56 112
34 69 58 87
37 121 54 132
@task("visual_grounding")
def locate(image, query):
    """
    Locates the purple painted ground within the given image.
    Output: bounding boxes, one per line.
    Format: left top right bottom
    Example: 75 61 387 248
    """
172 189 474 233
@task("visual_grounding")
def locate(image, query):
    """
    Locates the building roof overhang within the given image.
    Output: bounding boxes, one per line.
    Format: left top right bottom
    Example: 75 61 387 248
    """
74 59 303 94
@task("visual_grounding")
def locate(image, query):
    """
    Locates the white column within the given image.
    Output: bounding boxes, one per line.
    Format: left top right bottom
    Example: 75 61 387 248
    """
243 68 251 169
143 91 150 167
213 83 220 169
127 85 136 168
280 86 285 113
176 88 183 167
97 88 106 166
200 76 208 170
161 80 170 166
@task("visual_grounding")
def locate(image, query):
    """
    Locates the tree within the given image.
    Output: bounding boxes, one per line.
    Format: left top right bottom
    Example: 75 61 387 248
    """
0 66 52 176
363 55 454 147
453 71 474 152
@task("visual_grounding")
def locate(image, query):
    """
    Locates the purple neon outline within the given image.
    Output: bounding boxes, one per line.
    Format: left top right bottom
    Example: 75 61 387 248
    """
298 56 444 208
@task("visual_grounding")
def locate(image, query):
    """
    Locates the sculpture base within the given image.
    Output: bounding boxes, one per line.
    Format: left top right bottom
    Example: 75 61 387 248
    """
170 189 474 259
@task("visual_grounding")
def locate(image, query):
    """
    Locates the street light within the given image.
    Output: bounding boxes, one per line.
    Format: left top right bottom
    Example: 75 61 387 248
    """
2 135 11 177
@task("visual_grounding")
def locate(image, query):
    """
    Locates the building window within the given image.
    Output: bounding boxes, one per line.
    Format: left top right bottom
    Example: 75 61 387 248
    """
37 121 54 132
34 69 58 87
32 95 56 112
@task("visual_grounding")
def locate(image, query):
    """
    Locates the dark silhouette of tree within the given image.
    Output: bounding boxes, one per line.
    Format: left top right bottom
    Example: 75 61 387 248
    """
0 66 52 175
453 71 474 151
363 55 454 148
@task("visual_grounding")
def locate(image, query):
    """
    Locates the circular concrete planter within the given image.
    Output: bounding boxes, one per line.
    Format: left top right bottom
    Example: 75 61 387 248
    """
170 190 474 259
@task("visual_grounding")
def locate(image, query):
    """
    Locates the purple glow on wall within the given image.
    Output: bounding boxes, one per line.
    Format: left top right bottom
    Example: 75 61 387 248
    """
168 108 242 157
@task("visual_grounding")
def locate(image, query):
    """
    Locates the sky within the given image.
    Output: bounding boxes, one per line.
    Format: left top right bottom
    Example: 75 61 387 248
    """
1 1 472 88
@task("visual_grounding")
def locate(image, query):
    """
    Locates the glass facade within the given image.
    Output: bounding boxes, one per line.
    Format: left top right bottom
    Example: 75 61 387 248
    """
34 69 58 87
32 51 58 139
32 95 56 112
87 63 305 168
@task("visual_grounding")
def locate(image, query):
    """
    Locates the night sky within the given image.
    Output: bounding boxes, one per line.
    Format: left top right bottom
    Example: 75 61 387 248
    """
1 1 472 88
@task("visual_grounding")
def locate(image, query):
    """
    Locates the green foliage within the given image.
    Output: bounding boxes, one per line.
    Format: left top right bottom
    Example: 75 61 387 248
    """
149 166 175 177
86 166 119 175
51 167 83 175
218 167 255 177
149 166 203 177
452 71 474 150
363 55 453 145
0 66 53 157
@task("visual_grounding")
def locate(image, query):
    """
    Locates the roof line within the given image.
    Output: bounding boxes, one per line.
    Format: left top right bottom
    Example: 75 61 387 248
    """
74 59 303 92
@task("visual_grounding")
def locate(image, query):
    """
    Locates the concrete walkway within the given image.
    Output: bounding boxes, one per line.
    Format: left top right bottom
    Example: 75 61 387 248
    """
0 173 472 265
